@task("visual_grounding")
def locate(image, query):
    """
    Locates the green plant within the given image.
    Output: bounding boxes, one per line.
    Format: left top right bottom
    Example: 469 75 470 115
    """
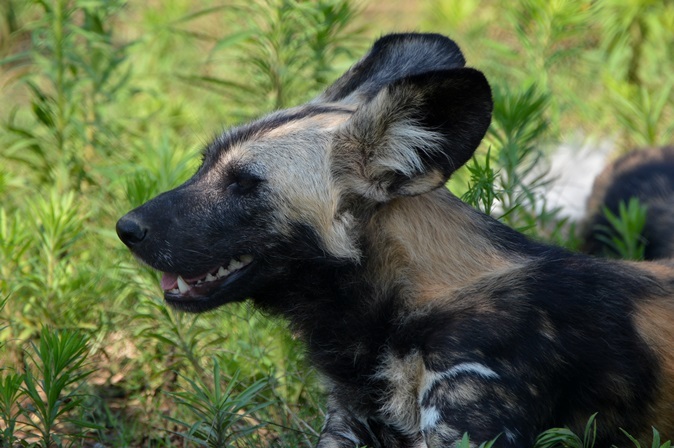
608 80 674 147
459 83 569 242
598 0 674 87
507 0 594 92
0 0 30 60
21 327 96 447
179 0 363 115
3 189 103 341
535 414 672 448
2 0 129 192
461 147 502 217
594 197 648 260
134 297 227 380
623 427 673 448
29 190 83 293
593 0 674 148
0 370 24 447
488 83 550 219
167 360 270 447
121 135 199 209
0 295 23 447
0 207 31 298
535 413 597 448
455 432 500 448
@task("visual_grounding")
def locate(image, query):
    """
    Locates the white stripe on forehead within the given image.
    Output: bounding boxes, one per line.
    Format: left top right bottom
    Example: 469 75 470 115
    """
210 104 354 153
205 107 360 261
215 108 352 167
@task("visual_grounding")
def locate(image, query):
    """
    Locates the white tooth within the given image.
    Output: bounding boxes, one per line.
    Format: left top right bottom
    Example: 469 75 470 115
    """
177 276 190 293
240 254 253 264
170 288 179 294
228 259 243 271
217 266 229 278
206 273 217 282
196 280 203 285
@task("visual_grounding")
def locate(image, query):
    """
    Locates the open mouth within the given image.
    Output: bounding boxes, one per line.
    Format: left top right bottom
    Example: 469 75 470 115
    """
162 254 254 302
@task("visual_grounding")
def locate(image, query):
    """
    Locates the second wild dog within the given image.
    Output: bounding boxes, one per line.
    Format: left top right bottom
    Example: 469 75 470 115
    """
582 146 674 259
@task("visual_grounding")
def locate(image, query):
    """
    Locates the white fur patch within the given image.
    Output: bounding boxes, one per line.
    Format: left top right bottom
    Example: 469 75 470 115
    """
373 351 423 436
374 120 446 177
504 428 518 444
336 428 361 445
419 362 500 401
420 406 441 431
445 362 499 380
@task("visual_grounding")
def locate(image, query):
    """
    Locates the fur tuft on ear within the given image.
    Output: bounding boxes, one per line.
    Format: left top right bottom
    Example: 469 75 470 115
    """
316 33 466 104
334 68 493 202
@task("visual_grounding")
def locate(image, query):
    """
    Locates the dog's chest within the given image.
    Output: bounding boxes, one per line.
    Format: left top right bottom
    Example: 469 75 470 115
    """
375 351 424 432
323 349 427 446
369 351 425 437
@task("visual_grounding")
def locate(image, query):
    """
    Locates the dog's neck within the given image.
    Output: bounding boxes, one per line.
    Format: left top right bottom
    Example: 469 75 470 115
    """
259 187 544 334
255 188 546 393
362 188 536 305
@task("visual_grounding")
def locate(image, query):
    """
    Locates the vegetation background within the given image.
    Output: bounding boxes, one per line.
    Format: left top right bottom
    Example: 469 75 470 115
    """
0 0 673 446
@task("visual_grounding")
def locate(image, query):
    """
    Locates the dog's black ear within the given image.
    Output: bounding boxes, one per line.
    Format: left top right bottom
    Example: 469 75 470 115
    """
316 33 466 103
333 59 492 201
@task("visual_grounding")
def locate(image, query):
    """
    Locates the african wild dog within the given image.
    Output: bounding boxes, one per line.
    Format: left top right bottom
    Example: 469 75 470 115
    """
116 33 674 447
582 146 674 259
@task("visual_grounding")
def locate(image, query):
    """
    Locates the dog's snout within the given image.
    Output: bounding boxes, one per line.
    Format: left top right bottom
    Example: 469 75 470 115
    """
116 214 149 248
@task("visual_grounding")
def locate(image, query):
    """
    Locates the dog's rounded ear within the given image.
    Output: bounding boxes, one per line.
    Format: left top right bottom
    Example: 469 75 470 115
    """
315 33 466 104
334 68 493 202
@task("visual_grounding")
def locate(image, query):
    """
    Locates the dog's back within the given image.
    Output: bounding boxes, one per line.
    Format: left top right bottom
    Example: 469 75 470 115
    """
582 146 674 259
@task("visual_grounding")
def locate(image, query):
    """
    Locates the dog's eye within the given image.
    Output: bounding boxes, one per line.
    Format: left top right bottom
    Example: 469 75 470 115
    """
228 172 262 194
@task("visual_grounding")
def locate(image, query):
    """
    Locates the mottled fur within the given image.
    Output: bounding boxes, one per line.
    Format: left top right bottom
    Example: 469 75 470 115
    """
117 34 674 447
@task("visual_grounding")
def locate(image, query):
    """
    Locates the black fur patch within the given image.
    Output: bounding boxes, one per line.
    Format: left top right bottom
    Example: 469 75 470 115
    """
419 256 660 445
389 68 493 178
322 33 466 102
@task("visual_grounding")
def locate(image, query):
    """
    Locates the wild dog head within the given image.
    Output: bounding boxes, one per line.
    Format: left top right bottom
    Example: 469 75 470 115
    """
116 33 493 312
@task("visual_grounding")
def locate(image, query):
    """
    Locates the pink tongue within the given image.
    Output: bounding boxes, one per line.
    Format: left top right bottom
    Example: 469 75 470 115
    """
161 273 178 291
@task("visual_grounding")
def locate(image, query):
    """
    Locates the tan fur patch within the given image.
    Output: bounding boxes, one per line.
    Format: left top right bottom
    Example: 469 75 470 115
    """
363 189 524 305
633 291 674 442
374 350 424 436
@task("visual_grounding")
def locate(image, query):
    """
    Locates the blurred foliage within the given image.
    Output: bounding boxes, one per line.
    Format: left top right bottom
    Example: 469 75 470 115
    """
423 0 674 148
0 0 672 445
176 0 363 114
595 198 648 260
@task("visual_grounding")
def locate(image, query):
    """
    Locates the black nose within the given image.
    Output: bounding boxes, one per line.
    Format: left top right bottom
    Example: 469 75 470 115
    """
116 215 148 248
